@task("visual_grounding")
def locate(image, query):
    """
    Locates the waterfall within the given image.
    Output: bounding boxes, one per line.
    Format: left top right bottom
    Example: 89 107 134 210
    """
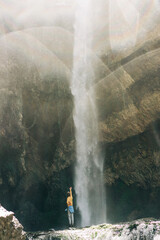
71 0 106 227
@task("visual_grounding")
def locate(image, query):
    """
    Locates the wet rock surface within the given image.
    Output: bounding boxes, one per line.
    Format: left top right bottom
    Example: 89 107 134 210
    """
26 219 160 240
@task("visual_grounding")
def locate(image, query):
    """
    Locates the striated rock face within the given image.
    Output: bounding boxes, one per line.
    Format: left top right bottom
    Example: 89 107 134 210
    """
104 125 160 188
0 206 25 240
96 47 160 143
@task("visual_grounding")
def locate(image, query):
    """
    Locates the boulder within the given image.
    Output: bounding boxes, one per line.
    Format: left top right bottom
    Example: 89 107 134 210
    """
0 205 25 240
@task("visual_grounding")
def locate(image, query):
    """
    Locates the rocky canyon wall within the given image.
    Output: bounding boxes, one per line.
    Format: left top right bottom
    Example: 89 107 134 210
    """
0 2 159 230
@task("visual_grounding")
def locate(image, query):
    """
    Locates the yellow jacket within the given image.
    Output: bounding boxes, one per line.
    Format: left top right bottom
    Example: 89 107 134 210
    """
67 188 73 207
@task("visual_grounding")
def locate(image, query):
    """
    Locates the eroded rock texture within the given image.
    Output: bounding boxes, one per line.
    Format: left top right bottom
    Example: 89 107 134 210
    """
0 206 25 240
27 219 160 240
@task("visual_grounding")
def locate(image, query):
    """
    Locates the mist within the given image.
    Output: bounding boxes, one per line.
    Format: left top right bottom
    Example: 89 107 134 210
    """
0 0 159 53
0 0 159 235
0 0 75 35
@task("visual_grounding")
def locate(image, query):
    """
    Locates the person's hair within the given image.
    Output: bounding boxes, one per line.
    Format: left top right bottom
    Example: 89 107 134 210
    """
67 192 70 197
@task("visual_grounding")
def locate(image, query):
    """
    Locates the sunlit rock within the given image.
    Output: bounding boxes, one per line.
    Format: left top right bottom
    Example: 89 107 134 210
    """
0 206 25 240
95 47 160 143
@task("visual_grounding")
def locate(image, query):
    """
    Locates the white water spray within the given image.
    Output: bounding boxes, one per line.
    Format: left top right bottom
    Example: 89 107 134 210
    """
71 0 106 227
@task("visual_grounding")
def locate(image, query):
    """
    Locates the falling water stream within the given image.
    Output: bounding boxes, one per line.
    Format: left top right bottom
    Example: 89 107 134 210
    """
71 0 106 227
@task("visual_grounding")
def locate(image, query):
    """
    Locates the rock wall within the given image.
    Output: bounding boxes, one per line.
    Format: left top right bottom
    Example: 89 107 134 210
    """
104 121 160 188
103 120 160 223
0 2 159 230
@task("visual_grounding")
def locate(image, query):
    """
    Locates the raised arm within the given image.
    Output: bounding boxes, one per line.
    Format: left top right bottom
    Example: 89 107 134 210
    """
70 187 72 198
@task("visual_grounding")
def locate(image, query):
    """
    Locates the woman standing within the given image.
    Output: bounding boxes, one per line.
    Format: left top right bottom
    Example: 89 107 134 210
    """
67 187 74 227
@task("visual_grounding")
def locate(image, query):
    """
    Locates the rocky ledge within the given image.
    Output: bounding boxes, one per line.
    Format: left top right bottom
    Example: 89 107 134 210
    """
26 219 160 240
0 205 25 240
